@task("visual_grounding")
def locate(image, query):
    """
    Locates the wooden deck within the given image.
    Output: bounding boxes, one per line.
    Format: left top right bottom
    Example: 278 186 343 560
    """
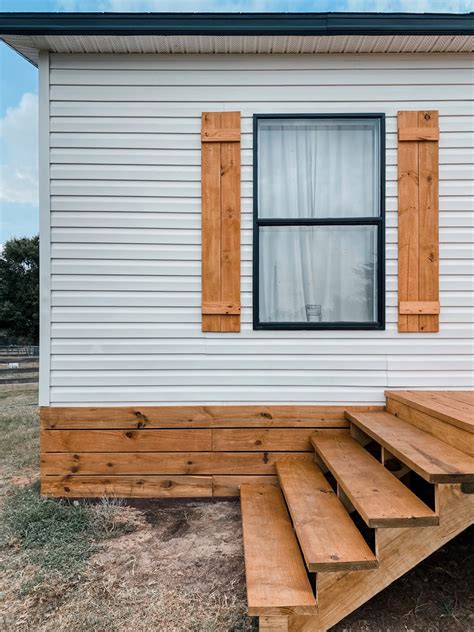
39 392 473 498
241 390 474 631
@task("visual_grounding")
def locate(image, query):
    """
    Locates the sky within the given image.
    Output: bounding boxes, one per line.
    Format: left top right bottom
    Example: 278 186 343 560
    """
0 0 472 245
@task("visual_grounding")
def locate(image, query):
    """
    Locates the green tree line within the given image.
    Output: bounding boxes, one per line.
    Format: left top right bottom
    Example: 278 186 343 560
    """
0 236 39 344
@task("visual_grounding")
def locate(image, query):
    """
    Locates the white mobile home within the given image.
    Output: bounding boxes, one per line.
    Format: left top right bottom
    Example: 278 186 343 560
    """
2 11 474 629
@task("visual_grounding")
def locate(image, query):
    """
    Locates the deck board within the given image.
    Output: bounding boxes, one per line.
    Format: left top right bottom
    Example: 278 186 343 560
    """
240 484 318 616
385 391 474 434
277 460 378 571
347 410 474 483
311 434 438 528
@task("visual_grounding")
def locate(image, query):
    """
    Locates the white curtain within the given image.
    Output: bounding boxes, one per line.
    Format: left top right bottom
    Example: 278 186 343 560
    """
258 119 379 323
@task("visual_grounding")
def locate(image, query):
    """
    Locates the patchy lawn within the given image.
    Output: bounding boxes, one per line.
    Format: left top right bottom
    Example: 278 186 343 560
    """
0 385 472 631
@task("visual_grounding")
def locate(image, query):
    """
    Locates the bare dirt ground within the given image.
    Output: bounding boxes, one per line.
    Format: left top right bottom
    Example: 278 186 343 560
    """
0 385 472 631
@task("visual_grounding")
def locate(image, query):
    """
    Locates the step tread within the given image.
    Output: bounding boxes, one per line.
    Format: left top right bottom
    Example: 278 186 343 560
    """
385 390 474 434
311 434 439 528
240 483 318 617
276 460 378 572
347 410 474 483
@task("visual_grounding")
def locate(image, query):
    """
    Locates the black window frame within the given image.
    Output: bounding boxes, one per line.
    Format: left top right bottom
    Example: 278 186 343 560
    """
253 112 386 331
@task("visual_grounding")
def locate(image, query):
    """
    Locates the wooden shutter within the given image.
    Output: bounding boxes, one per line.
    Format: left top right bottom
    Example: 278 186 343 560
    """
201 112 241 333
397 111 440 333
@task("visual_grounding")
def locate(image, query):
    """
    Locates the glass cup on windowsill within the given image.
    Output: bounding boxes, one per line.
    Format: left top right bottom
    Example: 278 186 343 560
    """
305 304 322 323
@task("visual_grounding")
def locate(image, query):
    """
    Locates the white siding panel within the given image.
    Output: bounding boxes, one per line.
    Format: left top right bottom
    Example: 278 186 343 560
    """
50 84 473 102
47 53 474 405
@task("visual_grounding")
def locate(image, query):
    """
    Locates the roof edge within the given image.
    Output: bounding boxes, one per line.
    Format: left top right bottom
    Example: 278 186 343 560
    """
0 12 473 37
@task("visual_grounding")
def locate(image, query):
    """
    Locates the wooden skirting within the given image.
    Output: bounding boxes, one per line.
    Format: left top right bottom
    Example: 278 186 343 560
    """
40 405 382 498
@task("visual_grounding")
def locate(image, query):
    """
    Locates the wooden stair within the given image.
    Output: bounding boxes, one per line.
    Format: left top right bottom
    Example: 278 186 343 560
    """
241 391 474 631
240 484 318 617
346 410 474 483
311 434 438 527
276 460 377 571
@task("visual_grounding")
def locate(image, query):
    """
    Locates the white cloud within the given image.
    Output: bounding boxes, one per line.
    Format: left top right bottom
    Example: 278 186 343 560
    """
56 0 289 11
0 93 38 205
343 0 473 11
54 0 474 10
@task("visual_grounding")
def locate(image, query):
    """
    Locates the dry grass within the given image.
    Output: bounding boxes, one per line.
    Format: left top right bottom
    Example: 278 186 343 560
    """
0 385 39 490
0 385 472 631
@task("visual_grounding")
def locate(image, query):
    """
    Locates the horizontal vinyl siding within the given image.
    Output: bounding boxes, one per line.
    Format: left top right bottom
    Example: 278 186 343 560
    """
47 53 474 405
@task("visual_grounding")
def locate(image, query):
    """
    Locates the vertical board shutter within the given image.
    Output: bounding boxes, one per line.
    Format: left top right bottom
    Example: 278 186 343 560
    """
397 111 440 333
201 112 241 332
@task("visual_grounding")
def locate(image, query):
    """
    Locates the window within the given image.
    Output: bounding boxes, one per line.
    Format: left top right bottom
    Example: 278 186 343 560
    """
253 114 385 330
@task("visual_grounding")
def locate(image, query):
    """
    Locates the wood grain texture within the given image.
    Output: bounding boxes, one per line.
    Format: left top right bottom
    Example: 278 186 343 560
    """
385 390 473 433
201 301 241 315
398 127 439 141
288 484 474 631
41 475 212 497
346 410 474 483
41 429 212 452
311 434 438 527
417 111 439 332
212 475 278 496
201 111 240 332
397 110 439 333
213 429 315 452
201 128 240 142
40 405 367 429
201 112 222 332
276 460 378 572
220 111 241 332
259 617 289 632
385 398 474 456
397 111 420 332
240 484 318 616
399 301 440 315
41 451 313 476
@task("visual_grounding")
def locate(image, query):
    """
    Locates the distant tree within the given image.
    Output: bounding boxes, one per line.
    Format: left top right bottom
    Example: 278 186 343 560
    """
0 236 39 344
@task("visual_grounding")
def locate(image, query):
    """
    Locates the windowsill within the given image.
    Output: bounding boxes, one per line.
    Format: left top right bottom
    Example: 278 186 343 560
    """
253 322 385 330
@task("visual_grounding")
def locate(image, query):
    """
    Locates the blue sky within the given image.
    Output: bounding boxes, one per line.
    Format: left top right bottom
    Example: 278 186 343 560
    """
0 0 472 245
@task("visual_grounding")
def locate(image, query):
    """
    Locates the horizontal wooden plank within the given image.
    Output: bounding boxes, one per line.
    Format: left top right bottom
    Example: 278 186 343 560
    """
312 434 438 527
202 301 241 315
398 127 440 141
41 475 212 497
41 429 212 452
40 405 361 429
346 410 474 483
385 399 474 456
213 429 314 452
41 451 314 476
201 128 240 142
399 301 440 315
385 390 474 433
277 460 378 572
213 475 278 497
241 484 318 616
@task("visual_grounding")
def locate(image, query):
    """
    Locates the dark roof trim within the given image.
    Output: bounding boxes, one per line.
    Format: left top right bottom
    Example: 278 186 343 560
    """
0 12 473 37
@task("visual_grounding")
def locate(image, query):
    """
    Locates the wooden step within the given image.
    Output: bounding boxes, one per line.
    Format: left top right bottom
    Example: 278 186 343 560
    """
385 390 474 434
240 484 318 617
347 410 474 484
311 435 439 528
276 460 378 572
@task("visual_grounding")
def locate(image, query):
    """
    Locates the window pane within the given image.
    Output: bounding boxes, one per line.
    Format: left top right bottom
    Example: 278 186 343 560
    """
258 118 380 219
259 226 378 323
